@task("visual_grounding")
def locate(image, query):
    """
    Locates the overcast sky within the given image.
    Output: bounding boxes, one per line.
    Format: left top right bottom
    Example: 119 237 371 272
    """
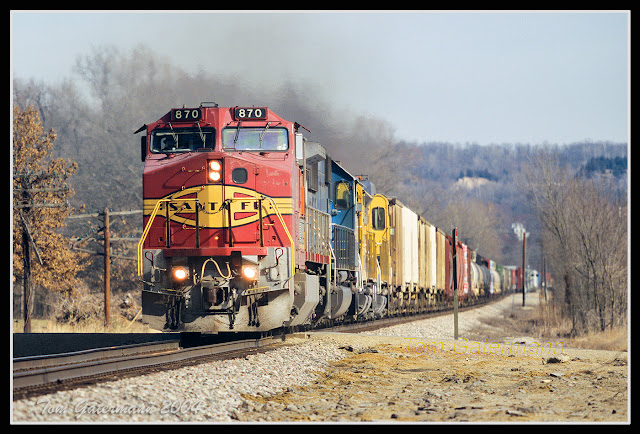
11 10 629 146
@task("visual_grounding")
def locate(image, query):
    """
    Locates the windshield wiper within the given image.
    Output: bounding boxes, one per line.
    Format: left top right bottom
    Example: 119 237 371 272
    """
233 121 242 148
259 122 271 148
196 122 206 146
167 122 179 145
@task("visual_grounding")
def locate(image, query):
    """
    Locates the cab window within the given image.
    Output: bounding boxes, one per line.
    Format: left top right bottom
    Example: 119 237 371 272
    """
151 127 215 153
371 207 386 230
334 181 351 210
222 127 288 151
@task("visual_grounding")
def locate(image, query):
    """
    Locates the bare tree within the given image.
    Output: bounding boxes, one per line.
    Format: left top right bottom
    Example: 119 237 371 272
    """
439 196 502 260
522 152 627 335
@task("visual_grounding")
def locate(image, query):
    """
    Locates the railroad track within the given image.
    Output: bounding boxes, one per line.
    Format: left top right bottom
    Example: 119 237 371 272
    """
13 295 506 399
12 336 281 399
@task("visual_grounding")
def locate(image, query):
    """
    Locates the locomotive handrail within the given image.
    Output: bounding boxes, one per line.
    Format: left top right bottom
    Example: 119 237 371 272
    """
139 195 293 280
137 197 200 279
223 194 294 279
260 195 295 279
223 197 264 247
356 253 364 292
138 199 168 279
327 243 336 293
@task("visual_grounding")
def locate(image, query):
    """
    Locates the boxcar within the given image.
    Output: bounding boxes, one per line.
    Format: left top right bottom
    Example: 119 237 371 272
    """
436 229 446 301
402 207 419 292
456 240 469 301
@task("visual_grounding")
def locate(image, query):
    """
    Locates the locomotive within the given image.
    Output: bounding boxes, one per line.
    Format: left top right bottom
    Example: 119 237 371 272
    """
136 104 516 333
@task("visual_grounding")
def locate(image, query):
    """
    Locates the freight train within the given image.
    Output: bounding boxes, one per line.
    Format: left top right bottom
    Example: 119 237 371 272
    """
136 104 518 332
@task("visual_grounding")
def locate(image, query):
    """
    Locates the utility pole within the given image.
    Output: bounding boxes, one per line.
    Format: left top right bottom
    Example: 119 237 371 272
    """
522 231 526 307
512 223 528 307
544 259 548 301
67 208 141 328
103 208 111 328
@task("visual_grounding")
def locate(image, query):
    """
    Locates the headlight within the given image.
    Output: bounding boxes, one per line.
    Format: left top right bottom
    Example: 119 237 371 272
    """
242 266 257 280
208 160 222 182
172 266 189 281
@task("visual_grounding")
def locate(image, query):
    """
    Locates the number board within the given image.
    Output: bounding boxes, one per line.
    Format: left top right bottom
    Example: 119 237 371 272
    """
233 107 268 121
171 108 203 122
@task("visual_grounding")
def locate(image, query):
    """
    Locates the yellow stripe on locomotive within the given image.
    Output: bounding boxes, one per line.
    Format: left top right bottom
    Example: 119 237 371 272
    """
142 184 293 229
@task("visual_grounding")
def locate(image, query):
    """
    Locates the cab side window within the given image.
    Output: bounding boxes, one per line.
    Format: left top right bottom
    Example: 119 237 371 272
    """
371 207 386 230
334 181 351 210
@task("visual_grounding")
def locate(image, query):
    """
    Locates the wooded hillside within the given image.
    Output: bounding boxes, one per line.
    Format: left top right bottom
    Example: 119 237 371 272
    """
12 44 628 333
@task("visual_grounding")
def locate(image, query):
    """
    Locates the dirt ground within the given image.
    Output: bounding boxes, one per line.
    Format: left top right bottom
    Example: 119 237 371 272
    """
236 297 629 423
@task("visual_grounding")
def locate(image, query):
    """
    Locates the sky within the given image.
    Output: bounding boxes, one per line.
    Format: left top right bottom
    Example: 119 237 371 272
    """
11 10 629 146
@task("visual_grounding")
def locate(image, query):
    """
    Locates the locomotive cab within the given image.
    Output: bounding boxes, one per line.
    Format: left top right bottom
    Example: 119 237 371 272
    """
138 105 300 332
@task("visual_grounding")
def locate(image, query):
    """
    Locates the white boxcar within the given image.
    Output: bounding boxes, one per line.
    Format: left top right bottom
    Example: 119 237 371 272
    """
428 224 437 291
401 206 419 290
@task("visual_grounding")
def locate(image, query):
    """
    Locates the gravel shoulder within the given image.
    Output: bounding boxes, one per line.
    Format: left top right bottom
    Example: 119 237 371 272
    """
12 292 628 423
237 333 627 422
238 293 629 423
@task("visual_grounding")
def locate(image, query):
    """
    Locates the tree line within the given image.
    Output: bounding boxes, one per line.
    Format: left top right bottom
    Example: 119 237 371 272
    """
12 44 627 334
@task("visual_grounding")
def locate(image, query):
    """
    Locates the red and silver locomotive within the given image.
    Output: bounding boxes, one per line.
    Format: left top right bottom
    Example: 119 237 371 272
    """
138 104 307 332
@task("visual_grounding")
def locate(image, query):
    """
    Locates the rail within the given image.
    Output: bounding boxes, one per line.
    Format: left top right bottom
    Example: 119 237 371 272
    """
13 337 278 393
13 340 180 372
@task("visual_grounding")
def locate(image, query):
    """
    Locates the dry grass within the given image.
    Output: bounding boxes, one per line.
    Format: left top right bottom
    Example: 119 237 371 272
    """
477 292 627 353
12 314 156 334
13 288 158 334
521 295 627 352
564 326 627 352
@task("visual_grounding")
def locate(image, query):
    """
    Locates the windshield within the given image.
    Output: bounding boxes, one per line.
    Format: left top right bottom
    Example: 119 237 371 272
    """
151 127 215 153
222 127 289 151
